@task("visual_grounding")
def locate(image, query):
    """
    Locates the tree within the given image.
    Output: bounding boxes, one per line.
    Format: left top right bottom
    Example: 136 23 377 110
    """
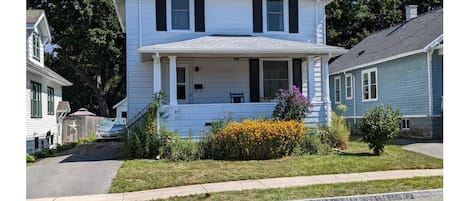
27 0 125 117
326 0 443 50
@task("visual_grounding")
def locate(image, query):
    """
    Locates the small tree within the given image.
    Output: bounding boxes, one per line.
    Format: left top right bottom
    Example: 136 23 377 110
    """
272 86 312 121
359 105 401 155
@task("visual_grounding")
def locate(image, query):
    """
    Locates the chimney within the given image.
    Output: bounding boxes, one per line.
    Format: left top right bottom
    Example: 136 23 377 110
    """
405 5 418 21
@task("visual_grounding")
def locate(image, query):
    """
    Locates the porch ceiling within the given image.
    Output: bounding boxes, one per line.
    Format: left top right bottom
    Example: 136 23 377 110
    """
138 35 347 57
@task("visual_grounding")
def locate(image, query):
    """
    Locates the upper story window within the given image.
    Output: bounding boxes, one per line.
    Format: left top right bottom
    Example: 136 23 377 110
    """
267 0 284 32
32 32 41 62
171 0 190 30
345 74 353 100
362 68 378 102
31 81 42 118
334 76 341 103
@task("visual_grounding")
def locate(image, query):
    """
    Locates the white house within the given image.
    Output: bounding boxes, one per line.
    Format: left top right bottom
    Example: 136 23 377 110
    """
113 98 128 121
113 0 346 137
26 9 73 153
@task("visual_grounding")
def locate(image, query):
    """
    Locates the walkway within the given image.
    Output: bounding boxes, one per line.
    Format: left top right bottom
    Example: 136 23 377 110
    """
27 169 443 201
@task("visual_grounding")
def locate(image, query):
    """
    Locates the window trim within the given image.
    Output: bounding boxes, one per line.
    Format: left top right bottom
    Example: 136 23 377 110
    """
47 87 54 115
32 32 41 62
361 68 378 102
259 58 293 98
345 73 353 100
31 81 42 118
334 76 341 104
167 0 194 32
263 0 289 33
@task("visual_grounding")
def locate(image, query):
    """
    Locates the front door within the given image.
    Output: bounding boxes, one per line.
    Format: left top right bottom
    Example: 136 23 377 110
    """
177 66 190 104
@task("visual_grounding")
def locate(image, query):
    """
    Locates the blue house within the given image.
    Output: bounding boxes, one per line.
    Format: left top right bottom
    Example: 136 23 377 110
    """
328 6 443 139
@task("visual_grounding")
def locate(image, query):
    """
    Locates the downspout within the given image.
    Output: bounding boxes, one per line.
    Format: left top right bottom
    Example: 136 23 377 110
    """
427 49 434 117
138 0 142 48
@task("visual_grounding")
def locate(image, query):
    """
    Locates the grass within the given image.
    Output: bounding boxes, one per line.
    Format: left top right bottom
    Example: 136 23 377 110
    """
156 176 443 201
110 141 443 193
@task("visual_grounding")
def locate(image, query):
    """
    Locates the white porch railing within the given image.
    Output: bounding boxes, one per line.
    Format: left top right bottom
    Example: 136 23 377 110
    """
160 102 277 138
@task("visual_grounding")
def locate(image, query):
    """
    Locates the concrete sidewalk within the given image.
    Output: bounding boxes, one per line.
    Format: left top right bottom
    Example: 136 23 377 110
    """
27 169 443 201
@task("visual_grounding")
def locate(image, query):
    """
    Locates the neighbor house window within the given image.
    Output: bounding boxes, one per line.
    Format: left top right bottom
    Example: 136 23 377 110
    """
177 67 186 99
361 68 378 101
171 0 190 30
32 32 41 61
334 76 341 103
267 0 284 31
263 60 289 98
47 87 54 115
31 81 42 118
401 119 410 129
346 74 353 100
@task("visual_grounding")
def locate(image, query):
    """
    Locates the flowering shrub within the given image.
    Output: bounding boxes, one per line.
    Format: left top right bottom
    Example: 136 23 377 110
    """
272 86 312 121
210 119 306 160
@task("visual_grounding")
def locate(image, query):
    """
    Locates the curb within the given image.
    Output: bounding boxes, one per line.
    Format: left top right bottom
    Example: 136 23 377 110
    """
291 189 443 201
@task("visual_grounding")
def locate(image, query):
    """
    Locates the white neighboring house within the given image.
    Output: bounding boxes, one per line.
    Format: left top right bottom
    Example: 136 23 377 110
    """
113 0 347 137
26 9 73 154
113 98 128 122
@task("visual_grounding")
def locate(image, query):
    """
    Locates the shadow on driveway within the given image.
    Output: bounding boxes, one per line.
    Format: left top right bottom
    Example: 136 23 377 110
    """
60 141 123 163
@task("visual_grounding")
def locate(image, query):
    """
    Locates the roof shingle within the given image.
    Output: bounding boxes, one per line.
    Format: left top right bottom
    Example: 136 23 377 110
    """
26 9 44 24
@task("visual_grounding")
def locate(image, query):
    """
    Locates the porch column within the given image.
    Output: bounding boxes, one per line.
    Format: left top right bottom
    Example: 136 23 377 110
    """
169 56 178 105
307 56 318 100
321 55 332 126
152 54 162 94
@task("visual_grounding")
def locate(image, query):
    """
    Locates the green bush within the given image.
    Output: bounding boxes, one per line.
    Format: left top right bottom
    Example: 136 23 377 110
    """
26 154 35 163
159 131 201 161
78 134 96 145
326 112 351 149
298 127 332 155
272 86 312 121
359 105 401 155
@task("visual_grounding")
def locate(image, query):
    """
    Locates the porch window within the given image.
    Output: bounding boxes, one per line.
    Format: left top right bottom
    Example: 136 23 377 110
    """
47 87 54 115
32 32 40 61
31 81 42 118
263 60 289 98
171 0 190 30
362 68 378 101
346 74 353 100
267 0 284 31
177 67 186 99
334 76 341 103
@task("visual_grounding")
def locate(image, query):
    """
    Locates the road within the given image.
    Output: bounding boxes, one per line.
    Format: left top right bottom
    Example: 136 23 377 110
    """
27 141 123 199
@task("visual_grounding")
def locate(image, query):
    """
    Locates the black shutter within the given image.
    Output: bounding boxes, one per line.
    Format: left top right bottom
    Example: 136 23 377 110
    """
289 0 299 33
249 59 260 102
156 0 167 31
253 0 263 33
293 58 302 93
195 0 205 32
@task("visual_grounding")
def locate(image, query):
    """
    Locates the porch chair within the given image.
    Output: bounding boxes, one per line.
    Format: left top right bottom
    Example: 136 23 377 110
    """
229 92 244 103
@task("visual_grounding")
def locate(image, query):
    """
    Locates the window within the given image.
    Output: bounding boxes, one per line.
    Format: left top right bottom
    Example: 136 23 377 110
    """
171 0 190 30
32 32 41 61
361 68 378 101
122 111 127 118
47 87 54 115
346 74 353 100
177 67 186 99
267 0 284 31
401 119 410 129
34 137 39 149
334 76 341 103
31 81 42 118
263 60 289 98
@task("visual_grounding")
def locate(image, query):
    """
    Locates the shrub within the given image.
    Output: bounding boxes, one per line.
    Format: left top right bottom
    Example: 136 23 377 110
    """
211 119 306 160
159 130 201 161
78 133 96 145
26 154 35 163
272 86 312 121
298 127 332 155
359 105 401 155
325 112 351 149
337 104 348 116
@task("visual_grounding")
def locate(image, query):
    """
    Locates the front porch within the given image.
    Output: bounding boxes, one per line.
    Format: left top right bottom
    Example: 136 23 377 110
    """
137 36 347 137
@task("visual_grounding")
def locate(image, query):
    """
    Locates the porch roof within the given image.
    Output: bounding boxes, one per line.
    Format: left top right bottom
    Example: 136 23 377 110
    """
138 35 347 57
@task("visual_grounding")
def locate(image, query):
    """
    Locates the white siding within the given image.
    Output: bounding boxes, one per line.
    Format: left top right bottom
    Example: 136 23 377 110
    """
26 71 63 153
116 103 128 120
27 27 45 67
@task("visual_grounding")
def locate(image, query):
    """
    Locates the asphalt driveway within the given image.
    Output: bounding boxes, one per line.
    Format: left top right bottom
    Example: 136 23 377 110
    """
27 141 123 199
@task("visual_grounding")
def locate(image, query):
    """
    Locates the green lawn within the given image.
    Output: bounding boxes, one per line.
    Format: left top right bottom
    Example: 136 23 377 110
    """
110 141 443 193
156 176 443 201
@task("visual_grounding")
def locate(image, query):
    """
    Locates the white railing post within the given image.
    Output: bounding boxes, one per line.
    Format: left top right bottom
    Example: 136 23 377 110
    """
169 56 178 106
152 54 161 94
321 55 332 126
